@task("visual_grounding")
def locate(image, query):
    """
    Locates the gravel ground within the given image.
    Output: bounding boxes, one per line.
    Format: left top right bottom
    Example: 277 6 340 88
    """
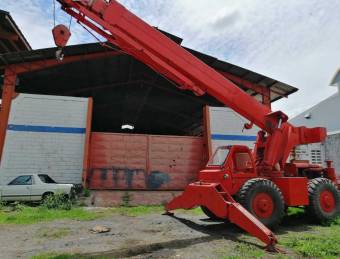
0 210 315 259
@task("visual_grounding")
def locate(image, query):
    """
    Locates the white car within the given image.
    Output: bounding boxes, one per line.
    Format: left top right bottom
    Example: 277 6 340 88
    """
0 174 74 202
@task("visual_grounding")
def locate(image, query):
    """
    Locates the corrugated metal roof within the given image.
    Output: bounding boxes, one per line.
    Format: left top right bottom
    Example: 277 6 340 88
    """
0 36 297 102
0 9 31 53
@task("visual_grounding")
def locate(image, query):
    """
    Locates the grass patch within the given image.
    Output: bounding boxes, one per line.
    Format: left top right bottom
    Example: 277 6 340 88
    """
0 204 203 224
280 216 340 258
0 206 101 224
217 243 265 259
179 206 204 216
109 205 165 216
36 227 70 239
286 207 304 217
108 205 203 217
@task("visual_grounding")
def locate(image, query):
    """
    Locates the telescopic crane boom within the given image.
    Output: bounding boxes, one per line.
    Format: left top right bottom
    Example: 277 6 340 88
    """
55 0 326 174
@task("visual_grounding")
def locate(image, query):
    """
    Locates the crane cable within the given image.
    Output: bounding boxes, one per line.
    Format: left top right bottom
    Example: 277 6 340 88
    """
53 0 56 28
53 0 73 60
53 0 73 30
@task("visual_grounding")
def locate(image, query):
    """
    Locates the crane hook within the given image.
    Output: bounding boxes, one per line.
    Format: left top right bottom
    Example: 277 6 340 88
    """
52 24 72 61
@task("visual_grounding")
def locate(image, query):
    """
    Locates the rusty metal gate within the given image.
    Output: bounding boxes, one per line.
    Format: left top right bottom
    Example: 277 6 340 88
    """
87 133 206 190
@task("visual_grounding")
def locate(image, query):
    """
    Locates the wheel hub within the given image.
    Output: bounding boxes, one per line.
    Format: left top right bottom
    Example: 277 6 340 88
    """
319 190 336 213
252 193 274 219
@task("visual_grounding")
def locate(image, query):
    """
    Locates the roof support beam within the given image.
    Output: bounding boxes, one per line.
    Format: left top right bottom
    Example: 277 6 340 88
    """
0 41 10 53
0 27 19 41
4 49 123 74
218 71 287 107
0 69 17 160
8 40 21 52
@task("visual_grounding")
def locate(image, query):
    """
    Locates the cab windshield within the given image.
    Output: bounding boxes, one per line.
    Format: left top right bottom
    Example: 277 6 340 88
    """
208 146 230 166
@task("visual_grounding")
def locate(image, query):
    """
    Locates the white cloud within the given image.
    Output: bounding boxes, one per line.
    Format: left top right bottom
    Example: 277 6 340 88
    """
1 0 340 119
0 0 92 48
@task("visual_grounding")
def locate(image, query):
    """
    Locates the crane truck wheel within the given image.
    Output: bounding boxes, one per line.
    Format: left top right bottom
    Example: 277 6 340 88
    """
306 178 340 222
236 178 285 228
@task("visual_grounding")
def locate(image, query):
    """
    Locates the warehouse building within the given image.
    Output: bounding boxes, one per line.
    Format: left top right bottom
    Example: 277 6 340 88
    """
0 12 298 205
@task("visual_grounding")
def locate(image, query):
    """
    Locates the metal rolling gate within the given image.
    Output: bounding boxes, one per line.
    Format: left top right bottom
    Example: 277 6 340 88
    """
87 133 206 190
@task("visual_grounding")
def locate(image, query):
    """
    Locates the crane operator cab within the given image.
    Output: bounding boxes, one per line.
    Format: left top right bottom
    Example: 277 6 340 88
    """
199 146 257 196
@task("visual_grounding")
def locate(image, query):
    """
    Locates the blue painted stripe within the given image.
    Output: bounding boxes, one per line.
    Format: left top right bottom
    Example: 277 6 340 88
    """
7 124 86 134
211 134 257 141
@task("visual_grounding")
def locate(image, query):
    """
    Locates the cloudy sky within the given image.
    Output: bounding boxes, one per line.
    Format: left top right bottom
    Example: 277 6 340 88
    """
1 0 339 118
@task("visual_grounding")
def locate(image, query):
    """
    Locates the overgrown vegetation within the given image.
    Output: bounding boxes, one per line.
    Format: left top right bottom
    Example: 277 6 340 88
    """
121 191 132 207
0 200 5 209
83 188 91 198
42 193 73 210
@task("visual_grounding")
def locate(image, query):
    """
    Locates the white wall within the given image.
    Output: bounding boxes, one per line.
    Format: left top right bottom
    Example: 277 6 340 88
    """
325 133 340 179
0 94 89 184
290 87 340 180
290 89 340 133
208 107 259 153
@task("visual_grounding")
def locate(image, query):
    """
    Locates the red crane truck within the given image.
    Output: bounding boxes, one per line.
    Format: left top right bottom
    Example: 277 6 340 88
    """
53 0 340 250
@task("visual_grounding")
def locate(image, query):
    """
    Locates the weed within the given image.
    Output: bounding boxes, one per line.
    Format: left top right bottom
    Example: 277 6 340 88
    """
83 188 91 198
121 192 131 207
0 200 5 210
286 207 304 217
331 216 340 226
42 193 72 210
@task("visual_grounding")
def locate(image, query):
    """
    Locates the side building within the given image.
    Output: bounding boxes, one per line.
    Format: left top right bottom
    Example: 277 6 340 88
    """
290 69 340 179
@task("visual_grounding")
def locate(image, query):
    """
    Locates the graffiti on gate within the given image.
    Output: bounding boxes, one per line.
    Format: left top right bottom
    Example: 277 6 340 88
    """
88 166 171 189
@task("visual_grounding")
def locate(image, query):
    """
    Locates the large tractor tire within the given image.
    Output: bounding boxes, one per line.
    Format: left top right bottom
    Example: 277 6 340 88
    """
236 178 285 228
306 178 340 222
200 206 223 221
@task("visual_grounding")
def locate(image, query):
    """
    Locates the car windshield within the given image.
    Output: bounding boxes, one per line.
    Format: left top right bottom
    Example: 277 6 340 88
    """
208 146 230 166
38 174 57 184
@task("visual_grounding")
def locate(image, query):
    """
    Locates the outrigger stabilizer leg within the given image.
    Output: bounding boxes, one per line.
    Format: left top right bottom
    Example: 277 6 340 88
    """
165 182 279 252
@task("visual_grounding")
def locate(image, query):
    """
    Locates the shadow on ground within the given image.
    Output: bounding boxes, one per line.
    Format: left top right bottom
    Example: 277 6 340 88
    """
69 210 321 258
